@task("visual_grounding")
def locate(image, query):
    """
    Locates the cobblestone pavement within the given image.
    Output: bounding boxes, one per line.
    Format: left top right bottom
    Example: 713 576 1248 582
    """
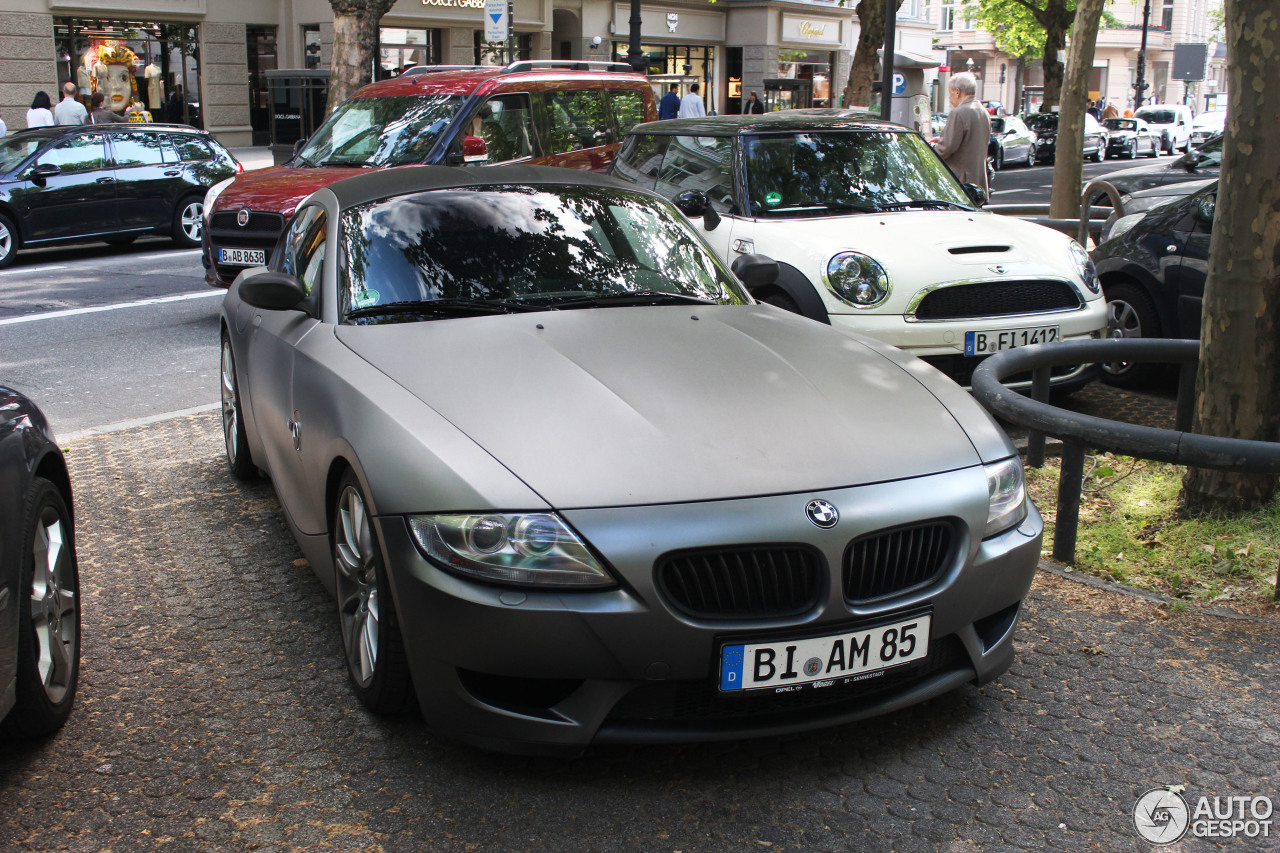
1 411 1277 852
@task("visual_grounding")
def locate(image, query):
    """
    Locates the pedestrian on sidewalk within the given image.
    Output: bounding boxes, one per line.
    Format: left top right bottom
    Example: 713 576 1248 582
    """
90 92 126 124
659 84 680 120
746 91 765 114
930 72 990 198
53 81 87 125
678 82 706 119
26 91 55 127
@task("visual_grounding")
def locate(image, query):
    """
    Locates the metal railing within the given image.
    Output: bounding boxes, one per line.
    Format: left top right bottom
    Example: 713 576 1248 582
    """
970 338 1280 597
986 178 1125 245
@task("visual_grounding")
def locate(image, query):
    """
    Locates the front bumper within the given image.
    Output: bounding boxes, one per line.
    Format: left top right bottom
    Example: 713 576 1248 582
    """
375 469 1044 754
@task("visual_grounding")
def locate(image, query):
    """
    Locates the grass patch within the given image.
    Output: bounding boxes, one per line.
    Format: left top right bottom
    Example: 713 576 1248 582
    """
1024 452 1280 615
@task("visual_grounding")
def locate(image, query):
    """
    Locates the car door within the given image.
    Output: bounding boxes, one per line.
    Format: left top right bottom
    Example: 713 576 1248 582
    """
108 130 173 231
244 203 326 533
1163 190 1214 338
653 134 738 263
16 133 116 243
532 88 616 172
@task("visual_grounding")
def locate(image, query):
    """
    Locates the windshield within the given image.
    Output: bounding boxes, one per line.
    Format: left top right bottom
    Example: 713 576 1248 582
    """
294 95 463 168
990 118 1005 133
1104 119 1137 132
0 134 50 174
1135 108 1176 125
741 131 971 218
1025 114 1059 133
340 185 749 322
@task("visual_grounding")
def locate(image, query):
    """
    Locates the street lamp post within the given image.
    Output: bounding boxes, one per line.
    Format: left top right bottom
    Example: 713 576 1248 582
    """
626 0 645 74
1134 0 1151 108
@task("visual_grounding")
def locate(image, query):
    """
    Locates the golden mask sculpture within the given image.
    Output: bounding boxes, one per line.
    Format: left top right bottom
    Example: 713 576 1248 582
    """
94 43 139 113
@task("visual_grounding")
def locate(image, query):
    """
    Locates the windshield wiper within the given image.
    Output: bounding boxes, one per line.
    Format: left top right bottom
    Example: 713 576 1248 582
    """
881 198 973 211
547 291 717 310
345 298 540 320
320 158 375 168
822 200 884 214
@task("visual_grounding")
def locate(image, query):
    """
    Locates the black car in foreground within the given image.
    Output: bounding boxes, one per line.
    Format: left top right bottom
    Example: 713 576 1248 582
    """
0 386 80 737
1089 181 1216 388
0 124 240 268
1090 132 1222 207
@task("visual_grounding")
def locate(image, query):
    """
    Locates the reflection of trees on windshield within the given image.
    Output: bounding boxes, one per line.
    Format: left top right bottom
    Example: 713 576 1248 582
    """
339 186 745 320
298 96 462 167
742 132 968 217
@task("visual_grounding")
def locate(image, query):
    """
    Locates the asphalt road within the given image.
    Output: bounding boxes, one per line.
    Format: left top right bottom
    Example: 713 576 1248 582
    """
986 149 1184 204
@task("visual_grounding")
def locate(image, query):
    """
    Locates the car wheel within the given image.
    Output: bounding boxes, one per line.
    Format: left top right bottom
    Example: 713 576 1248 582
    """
1103 282 1163 389
0 212 18 270
172 196 204 248
1093 141 1105 162
760 290 801 315
994 148 1004 171
1127 140 1137 159
220 334 257 480
0 477 80 738
1148 140 1160 158
332 471 415 715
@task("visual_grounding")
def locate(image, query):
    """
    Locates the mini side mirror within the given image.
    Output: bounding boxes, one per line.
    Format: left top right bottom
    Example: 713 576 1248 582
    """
462 136 488 163
1196 194 1216 224
292 138 307 156
239 271 307 311
731 253 779 288
962 183 987 207
673 190 721 231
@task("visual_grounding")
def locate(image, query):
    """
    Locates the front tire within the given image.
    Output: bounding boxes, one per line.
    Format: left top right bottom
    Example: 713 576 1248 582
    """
220 335 257 480
332 471 414 715
1102 282 1163 389
172 196 204 248
0 212 19 270
1 477 80 738
993 148 1004 171
1126 139 1137 159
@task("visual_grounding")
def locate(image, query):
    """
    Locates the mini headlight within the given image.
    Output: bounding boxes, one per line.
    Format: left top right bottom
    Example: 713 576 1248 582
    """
825 251 890 307
408 513 614 588
202 177 234 223
1068 240 1100 293
984 457 1028 538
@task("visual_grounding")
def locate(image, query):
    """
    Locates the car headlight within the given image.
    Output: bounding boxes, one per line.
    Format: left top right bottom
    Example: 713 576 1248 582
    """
1068 240 1100 293
203 177 235 223
824 251 890 307
984 457 1027 538
407 512 615 588
1102 212 1147 244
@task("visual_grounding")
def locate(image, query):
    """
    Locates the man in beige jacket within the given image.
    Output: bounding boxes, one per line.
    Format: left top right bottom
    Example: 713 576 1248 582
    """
930 72 991 199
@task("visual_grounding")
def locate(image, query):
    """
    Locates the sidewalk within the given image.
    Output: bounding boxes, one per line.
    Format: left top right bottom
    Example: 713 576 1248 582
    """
228 145 274 171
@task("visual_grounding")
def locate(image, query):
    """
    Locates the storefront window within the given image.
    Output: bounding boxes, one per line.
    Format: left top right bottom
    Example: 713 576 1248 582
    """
247 26 278 145
53 18 201 126
611 43 714 112
380 27 442 78
777 49 834 108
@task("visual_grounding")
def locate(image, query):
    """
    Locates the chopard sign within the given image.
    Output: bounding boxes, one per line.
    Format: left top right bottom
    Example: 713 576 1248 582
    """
798 21 829 37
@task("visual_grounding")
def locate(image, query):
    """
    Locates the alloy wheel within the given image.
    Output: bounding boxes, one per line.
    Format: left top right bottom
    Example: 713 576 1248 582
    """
30 503 78 704
0 220 11 263
220 339 239 465
180 201 204 242
335 484 380 689
1103 297 1143 375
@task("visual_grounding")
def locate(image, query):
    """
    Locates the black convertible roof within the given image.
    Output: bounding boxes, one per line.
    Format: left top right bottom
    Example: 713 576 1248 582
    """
628 111 906 136
322 165 637 210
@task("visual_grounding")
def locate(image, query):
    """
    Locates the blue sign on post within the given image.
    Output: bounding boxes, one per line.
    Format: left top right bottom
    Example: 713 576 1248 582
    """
484 0 507 43
892 72 906 96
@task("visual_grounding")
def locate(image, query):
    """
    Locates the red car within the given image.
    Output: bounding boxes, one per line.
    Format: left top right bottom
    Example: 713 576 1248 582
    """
203 61 656 287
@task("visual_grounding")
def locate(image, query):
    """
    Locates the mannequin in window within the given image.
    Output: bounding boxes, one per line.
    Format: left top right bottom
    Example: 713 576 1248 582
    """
76 56 92 99
144 61 164 110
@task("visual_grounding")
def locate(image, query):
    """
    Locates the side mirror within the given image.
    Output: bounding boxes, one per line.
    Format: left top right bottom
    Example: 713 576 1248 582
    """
731 253 779 288
28 163 60 183
673 190 721 231
239 271 307 311
462 136 488 163
292 138 307 156
962 183 987 207
1195 194 1216 224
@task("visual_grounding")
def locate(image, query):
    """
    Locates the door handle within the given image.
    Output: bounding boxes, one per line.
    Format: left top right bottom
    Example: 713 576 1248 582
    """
95 176 115 184
1166 245 1179 254
163 169 181 176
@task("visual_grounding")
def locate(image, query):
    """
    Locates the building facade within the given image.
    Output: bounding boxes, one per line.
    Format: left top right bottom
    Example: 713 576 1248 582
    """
0 0 936 147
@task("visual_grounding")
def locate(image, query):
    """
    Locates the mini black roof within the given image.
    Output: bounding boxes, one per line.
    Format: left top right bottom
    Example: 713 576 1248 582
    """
322 165 637 210
628 111 908 136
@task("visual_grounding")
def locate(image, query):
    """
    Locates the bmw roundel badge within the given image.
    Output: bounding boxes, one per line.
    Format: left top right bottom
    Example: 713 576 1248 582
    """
805 499 839 528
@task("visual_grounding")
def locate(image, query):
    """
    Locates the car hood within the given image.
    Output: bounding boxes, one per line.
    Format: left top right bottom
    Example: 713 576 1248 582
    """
1104 160 1213 195
210 165 374 218
335 306 983 508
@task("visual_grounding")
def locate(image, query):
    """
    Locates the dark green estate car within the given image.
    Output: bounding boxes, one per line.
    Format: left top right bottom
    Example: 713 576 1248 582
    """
0 124 239 268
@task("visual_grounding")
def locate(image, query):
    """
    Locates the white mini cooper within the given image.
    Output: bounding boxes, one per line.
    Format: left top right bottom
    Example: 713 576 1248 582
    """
610 113 1107 389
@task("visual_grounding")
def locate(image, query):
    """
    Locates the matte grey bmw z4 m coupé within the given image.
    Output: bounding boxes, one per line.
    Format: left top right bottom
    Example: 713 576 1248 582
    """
218 165 1042 755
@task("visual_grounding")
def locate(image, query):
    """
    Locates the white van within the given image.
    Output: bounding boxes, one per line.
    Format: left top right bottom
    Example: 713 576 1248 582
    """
1134 104 1193 153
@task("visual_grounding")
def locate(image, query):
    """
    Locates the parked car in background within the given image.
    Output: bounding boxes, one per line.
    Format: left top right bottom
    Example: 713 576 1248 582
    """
202 61 656 287
0 386 80 737
610 113 1106 391
1090 132 1222 207
1134 104 1193 153
219 165 1043 754
1102 117 1160 159
1097 177 1216 244
1189 110 1226 147
0 124 239 268
1027 112 1107 163
987 115 1036 169
1089 181 1217 388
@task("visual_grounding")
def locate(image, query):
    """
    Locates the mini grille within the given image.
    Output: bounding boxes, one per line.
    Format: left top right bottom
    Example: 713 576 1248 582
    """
656 546 823 619
843 521 953 602
913 280 1079 319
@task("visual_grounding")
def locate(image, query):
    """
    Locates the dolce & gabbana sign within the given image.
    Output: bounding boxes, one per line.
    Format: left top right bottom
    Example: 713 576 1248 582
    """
423 0 485 7
781 14 841 46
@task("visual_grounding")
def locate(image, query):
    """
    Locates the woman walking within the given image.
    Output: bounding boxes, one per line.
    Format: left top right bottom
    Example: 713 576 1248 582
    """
26 91 55 127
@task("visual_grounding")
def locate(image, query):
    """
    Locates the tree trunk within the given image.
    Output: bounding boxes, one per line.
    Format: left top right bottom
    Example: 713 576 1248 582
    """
1038 16 1065 111
328 0 396 113
843 0 905 110
1181 0 1280 513
1048 0 1105 220
1014 56 1026 114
